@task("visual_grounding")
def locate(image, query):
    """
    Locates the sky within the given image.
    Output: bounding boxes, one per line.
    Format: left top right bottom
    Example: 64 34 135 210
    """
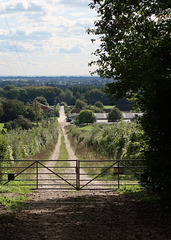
0 0 99 76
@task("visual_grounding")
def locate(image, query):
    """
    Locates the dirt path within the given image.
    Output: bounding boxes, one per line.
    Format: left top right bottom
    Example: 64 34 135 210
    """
0 107 170 240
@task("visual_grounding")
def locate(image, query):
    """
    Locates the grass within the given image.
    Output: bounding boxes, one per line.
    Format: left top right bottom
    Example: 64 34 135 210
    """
58 129 68 160
117 185 161 203
54 128 69 172
0 184 31 211
78 125 93 131
104 105 114 109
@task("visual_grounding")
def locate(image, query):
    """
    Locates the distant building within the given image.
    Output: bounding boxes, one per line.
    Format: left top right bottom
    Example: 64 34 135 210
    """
71 108 81 114
39 103 54 115
70 108 143 123
94 113 108 123
122 112 143 122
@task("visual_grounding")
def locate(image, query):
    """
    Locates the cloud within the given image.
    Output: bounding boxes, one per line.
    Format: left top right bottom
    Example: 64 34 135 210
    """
0 42 29 53
5 2 44 13
57 0 89 8
59 46 82 54
0 0 97 75
13 30 51 42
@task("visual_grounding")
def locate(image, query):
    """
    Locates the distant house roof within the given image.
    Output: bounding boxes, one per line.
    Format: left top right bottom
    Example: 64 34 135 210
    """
104 109 111 113
71 108 81 114
39 103 54 113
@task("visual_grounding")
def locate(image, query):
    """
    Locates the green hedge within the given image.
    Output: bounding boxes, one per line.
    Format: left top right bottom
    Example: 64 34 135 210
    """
68 122 145 159
1 121 58 160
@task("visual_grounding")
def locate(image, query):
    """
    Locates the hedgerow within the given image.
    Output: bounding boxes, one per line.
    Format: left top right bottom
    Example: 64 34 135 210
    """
1 121 58 160
68 122 145 159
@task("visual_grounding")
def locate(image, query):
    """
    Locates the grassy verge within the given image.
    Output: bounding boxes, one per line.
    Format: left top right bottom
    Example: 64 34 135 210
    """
0 184 31 211
58 129 68 161
54 128 69 172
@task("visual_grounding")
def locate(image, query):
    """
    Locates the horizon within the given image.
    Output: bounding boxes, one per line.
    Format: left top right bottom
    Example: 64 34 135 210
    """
0 75 100 78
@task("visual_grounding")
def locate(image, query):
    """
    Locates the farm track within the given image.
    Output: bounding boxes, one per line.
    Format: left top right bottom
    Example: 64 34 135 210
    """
0 107 170 240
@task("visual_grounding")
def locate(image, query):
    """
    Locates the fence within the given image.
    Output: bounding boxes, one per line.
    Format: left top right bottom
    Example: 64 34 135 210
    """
0 159 145 190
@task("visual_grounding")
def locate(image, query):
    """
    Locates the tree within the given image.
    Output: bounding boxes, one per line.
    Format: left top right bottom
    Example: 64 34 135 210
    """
89 0 171 198
75 99 87 109
95 100 104 109
107 108 123 122
1 99 35 122
35 96 48 106
4 115 33 131
78 110 96 124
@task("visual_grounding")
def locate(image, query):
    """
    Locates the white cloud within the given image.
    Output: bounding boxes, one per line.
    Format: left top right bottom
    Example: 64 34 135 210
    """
59 46 82 54
5 2 44 13
57 0 89 8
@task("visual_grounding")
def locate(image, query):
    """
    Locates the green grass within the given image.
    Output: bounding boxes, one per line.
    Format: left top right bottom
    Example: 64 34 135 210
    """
116 185 160 203
58 130 68 160
54 127 70 171
0 184 31 211
78 125 93 131
104 105 114 109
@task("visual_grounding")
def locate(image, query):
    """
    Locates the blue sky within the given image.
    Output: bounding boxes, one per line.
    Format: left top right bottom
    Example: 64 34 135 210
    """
0 0 99 76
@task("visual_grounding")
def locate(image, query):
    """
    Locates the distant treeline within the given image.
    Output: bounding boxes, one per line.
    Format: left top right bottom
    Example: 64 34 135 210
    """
0 76 113 87
0 84 131 108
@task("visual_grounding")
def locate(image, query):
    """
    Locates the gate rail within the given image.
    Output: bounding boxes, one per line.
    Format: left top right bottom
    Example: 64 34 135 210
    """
0 159 146 190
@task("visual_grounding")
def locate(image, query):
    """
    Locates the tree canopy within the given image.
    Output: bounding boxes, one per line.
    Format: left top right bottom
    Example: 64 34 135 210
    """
78 110 96 124
89 0 171 198
107 108 123 122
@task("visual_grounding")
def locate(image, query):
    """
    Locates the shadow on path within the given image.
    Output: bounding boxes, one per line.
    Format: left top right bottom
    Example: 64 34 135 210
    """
0 191 170 240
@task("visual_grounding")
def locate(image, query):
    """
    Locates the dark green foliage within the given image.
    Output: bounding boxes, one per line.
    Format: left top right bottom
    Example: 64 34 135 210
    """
4 116 33 131
0 134 8 160
95 100 104 109
35 96 48 105
1 99 35 122
89 0 171 198
78 110 96 124
75 99 87 109
107 108 123 122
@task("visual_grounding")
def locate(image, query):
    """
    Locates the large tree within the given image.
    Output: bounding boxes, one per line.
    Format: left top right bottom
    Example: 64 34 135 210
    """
89 0 171 198
78 110 96 124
